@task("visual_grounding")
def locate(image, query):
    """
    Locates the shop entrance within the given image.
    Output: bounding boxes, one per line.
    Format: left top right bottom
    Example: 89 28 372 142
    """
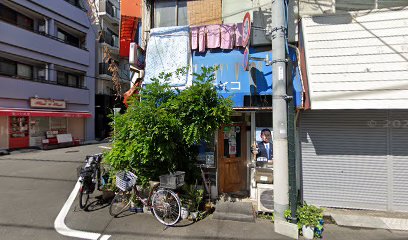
218 123 247 193
9 116 29 149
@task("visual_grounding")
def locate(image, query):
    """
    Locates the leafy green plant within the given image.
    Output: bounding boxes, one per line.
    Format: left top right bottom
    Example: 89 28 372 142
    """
257 212 274 222
183 184 204 212
284 209 292 220
103 67 233 186
296 202 323 229
101 169 119 192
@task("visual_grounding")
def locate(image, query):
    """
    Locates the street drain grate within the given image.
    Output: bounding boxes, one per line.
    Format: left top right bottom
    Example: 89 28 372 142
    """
65 150 79 153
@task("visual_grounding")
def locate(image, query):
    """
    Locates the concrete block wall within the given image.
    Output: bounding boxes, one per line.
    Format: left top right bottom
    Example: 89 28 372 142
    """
187 0 222 26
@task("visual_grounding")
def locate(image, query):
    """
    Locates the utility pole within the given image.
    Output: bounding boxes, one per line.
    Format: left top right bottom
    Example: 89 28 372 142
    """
271 0 292 236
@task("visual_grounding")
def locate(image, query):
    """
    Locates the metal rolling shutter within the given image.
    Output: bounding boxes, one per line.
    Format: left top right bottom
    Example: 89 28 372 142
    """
300 110 388 211
390 110 408 212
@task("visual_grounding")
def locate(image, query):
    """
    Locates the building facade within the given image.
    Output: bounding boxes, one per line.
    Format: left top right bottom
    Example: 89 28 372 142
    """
139 0 302 210
0 0 96 149
94 0 131 140
296 1 408 212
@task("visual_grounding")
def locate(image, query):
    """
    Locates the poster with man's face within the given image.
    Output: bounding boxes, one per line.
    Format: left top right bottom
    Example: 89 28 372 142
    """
255 127 273 142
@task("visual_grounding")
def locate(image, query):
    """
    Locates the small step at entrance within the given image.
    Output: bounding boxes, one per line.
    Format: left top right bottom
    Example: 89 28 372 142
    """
213 201 256 222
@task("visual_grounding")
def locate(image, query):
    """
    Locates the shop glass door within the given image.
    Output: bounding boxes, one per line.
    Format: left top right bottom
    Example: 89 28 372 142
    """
9 116 29 149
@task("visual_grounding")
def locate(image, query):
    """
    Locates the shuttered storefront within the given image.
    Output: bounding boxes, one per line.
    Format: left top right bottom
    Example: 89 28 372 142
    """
390 111 408 212
301 110 408 212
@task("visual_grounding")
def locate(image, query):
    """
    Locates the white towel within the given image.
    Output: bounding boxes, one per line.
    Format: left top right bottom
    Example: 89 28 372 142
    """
144 26 191 87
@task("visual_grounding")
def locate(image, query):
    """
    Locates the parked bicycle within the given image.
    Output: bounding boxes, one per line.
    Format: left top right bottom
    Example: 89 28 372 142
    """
109 170 185 226
78 153 103 209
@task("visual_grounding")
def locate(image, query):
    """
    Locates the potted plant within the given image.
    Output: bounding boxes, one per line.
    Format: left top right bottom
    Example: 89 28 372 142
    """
181 204 189 220
135 200 144 213
101 183 116 200
296 203 323 239
183 184 204 221
100 169 118 201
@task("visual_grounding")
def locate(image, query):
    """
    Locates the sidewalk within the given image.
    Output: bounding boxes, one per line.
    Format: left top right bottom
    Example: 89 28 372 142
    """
64 192 408 240
325 208 408 231
5 140 109 155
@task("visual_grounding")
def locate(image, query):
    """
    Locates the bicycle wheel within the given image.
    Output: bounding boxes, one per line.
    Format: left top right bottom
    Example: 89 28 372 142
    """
79 183 89 209
109 191 131 217
151 189 181 226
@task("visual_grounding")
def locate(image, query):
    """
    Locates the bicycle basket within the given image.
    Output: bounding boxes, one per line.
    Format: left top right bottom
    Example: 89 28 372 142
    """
159 171 185 189
115 171 137 191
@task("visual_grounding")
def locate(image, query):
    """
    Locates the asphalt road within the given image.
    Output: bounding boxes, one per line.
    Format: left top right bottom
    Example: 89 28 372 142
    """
1 144 408 240
0 144 107 240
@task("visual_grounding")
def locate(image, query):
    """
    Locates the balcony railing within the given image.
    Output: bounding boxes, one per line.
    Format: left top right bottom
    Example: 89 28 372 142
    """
99 0 119 19
100 31 119 48
99 63 113 76
0 73 87 89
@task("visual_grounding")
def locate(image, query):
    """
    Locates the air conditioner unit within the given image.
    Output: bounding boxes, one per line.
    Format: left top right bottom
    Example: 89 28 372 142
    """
112 35 119 48
129 42 145 70
257 183 274 213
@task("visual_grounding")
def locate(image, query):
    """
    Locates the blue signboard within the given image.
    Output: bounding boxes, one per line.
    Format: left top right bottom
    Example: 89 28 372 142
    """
192 48 302 108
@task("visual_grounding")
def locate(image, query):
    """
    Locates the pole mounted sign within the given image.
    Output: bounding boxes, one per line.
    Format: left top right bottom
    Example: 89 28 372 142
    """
242 12 251 47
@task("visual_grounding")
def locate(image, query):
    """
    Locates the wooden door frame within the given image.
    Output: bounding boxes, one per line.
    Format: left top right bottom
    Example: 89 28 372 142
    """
218 123 247 193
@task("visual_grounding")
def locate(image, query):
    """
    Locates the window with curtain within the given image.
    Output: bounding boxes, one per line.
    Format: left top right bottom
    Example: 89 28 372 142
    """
17 63 32 79
57 70 84 88
67 74 78 87
154 0 188 28
0 3 34 30
57 28 80 47
0 58 16 76
57 71 67 85
0 3 17 24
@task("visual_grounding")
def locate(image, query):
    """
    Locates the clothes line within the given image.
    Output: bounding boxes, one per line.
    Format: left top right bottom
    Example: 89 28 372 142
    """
191 23 244 52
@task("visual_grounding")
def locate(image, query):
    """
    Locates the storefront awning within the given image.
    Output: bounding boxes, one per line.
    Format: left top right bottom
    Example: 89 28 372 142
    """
0 109 92 118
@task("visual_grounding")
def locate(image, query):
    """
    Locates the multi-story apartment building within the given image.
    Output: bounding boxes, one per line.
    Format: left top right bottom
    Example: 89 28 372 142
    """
94 0 130 140
0 0 96 149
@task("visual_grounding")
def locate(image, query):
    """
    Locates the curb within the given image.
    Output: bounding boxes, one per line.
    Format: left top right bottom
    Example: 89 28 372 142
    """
324 211 408 231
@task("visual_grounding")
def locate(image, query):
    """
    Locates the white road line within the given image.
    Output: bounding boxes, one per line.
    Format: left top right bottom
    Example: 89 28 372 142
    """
98 146 112 150
54 179 111 240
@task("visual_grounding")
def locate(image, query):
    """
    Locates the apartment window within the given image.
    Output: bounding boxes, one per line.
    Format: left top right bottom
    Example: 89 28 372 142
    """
102 28 118 47
37 68 46 80
17 63 32 79
64 0 85 10
154 0 188 28
37 19 46 34
57 28 80 47
0 3 34 30
106 1 117 18
57 71 84 88
0 59 16 76
0 58 33 79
